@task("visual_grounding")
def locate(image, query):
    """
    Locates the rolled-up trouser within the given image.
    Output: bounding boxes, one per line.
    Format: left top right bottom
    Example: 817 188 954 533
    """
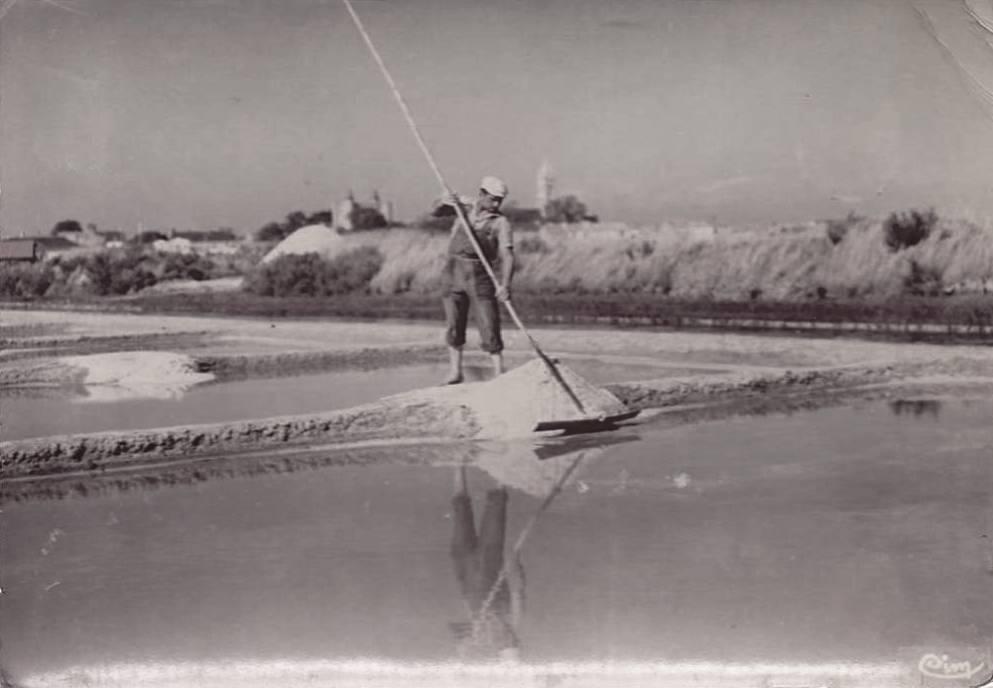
442 257 503 354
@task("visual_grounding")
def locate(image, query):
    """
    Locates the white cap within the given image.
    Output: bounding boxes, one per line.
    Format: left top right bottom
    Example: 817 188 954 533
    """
479 176 508 199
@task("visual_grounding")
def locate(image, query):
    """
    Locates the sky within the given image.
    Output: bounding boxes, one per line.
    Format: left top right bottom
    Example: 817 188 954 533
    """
2 0 993 236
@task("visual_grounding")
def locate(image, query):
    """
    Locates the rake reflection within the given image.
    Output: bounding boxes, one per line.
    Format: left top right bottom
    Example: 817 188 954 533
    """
447 433 638 662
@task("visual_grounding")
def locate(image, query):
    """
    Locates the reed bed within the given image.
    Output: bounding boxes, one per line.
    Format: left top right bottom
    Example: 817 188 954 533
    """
320 217 993 301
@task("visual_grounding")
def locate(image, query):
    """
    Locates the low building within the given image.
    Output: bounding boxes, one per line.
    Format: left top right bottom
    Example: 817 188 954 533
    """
101 230 126 248
152 237 195 254
0 239 45 262
36 236 85 256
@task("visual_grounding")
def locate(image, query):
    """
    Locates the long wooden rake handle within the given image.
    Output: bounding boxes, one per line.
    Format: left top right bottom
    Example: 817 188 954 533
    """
343 0 588 415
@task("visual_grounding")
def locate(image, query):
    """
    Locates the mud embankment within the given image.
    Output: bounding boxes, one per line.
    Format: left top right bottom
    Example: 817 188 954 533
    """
1 394 480 480
0 441 482 503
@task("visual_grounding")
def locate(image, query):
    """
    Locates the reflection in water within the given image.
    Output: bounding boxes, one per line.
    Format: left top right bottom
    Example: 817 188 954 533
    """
449 469 522 662
888 399 942 418
448 436 634 663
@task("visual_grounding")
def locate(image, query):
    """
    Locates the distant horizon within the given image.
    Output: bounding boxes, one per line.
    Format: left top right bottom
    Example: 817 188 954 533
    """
4 200 989 241
3 0 993 236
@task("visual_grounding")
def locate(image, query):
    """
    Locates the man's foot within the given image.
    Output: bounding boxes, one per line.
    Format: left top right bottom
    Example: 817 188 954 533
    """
442 372 463 385
444 346 464 386
490 353 505 378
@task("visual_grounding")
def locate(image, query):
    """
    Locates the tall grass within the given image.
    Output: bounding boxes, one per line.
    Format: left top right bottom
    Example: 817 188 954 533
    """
7 214 984 304
312 216 993 301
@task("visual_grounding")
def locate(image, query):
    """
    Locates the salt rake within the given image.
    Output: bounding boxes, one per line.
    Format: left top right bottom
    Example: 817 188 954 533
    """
343 0 637 434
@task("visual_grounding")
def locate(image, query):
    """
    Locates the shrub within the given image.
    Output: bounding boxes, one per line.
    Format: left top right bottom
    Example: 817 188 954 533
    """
254 209 335 242
161 252 217 282
883 208 937 252
350 206 389 231
256 222 287 243
51 219 83 236
133 230 169 244
825 211 862 245
902 258 943 296
243 246 384 297
544 195 590 224
0 263 55 298
503 206 542 230
49 247 164 295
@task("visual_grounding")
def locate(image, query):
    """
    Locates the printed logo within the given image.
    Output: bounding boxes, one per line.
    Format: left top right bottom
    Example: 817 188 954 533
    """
918 653 991 686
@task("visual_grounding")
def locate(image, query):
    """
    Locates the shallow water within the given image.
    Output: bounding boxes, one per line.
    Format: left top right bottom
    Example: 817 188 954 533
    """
1 357 711 441
3 398 991 686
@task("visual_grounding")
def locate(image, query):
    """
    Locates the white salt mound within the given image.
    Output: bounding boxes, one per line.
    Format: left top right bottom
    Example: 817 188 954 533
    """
61 351 214 403
262 224 345 264
393 358 631 440
464 358 630 438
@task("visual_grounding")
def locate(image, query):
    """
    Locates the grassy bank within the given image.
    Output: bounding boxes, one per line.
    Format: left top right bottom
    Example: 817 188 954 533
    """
317 216 993 301
3 213 992 340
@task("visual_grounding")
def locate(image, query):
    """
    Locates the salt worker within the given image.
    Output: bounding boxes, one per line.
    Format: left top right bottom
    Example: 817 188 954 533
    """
441 176 515 385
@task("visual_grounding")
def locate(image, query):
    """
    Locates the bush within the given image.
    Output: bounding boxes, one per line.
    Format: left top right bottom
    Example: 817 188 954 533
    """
90 249 160 295
161 252 217 282
883 208 937 251
0 263 56 298
825 211 862 245
50 247 165 295
0 247 231 300
544 195 590 224
133 230 169 244
902 258 943 296
51 219 83 236
253 209 335 242
243 246 385 297
256 222 286 243
350 206 388 231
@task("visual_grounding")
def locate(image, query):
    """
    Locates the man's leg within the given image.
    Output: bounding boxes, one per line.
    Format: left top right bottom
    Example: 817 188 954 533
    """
479 487 509 591
450 467 478 596
442 291 470 384
474 292 505 378
447 346 464 384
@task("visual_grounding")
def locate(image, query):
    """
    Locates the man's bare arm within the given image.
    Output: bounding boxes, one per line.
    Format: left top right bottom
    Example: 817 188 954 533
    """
497 218 515 301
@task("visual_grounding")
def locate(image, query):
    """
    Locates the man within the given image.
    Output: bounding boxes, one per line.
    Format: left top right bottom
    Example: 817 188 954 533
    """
441 176 515 385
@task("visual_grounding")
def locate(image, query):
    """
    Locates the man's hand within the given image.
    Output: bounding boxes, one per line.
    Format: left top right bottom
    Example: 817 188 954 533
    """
496 284 511 303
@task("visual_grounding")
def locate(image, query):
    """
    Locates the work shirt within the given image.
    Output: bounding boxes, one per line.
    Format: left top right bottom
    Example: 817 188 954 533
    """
447 207 513 264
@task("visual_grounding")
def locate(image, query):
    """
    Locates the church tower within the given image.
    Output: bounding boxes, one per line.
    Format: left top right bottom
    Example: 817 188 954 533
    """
537 159 554 215
336 189 356 231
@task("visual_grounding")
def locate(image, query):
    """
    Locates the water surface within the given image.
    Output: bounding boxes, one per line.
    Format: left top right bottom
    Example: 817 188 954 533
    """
1 357 712 440
2 398 990 685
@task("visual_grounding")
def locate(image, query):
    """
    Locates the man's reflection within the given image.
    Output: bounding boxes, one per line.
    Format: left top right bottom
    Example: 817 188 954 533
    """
449 465 523 663
446 433 638 663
